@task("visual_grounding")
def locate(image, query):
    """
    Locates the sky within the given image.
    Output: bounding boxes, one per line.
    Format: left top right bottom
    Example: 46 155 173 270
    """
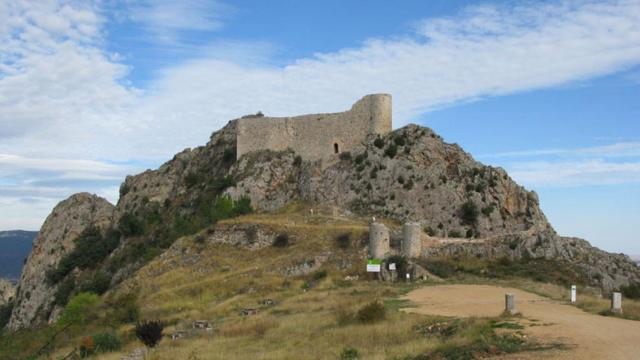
0 0 639 254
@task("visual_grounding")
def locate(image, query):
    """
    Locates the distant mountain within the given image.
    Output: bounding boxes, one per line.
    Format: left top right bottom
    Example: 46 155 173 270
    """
0 230 37 281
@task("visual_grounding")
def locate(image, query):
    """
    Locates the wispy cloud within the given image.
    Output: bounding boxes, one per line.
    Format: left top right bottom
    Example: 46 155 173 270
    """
481 142 640 187
124 0 231 43
480 142 640 158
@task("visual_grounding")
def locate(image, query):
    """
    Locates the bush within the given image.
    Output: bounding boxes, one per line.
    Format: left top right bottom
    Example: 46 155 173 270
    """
481 204 495 216
273 233 289 248
356 301 385 323
109 292 140 324
394 135 406 146
80 272 111 295
58 292 100 326
222 149 236 164
422 259 457 278
339 151 352 161
460 200 479 225
384 144 398 158
340 347 360 360
373 137 385 148
622 283 640 299
135 320 164 348
212 176 237 192
293 155 303 167
54 275 76 306
92 332 122 353
119 183 130 197
0 300 14 329
46 227 121 285
184 172 200 188
119 213 146 236
448 230 462 238
424 226 436 236
336 234 351 249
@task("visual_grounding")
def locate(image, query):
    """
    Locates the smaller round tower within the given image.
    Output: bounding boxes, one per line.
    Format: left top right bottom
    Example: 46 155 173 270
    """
401 222 422 258
369 223 390 259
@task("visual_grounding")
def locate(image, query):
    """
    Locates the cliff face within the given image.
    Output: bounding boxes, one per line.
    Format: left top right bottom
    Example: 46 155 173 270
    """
8 193 114 330
7 120 639 331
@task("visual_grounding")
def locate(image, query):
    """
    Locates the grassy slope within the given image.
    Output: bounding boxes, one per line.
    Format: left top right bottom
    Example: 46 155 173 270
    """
2 209 639 359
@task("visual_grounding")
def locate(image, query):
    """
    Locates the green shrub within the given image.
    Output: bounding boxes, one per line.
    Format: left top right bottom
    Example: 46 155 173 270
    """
459 200 479 225
119 213 146 236
46 227 121 285
354 153 367 165
336 234 351 249
403 178 414 190
58 292 100 326
293 155 303 167
621 283 640 299
384 144 398 158
54 275 76 306
234 195 253 215
422 259 457 278
424 226 436 236
340 347 360 360
273 233 289 248
397 175 405 184
109 292 140 324
80 272 111 295
0 300 13 329
481 204 495 216
356 301 385 323
212 176 237 192
184 172 200 188
394 135 406 146
339 152 352 160
92 332 122 353
373 137 384 148
222 149 236 164
449 230 462 238
119 183 130 197
135 320 164 348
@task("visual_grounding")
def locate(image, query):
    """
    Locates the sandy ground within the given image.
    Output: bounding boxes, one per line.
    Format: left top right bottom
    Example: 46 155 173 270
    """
402 284 640 359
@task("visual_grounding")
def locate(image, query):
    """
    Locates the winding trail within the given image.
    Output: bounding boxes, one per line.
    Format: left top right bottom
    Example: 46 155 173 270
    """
402 284 640 359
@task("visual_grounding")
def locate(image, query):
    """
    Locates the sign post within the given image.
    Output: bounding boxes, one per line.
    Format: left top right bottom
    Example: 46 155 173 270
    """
366 259 381 273
570 285 576 303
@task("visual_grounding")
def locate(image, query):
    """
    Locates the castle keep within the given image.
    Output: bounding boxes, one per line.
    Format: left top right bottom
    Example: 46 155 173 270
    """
236 94 392 160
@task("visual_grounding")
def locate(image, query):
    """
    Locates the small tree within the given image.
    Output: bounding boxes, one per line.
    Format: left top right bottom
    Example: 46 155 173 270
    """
58 292 100 327
460 200 479 225
135 320 164 348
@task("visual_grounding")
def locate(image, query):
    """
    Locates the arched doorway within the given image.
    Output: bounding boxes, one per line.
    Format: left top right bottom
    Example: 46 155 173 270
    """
334 143 339 154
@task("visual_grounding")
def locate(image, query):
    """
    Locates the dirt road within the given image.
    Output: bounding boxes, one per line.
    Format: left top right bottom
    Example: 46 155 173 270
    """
402 285 640 359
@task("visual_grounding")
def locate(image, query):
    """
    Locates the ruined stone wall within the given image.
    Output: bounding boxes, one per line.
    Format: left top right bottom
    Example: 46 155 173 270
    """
236 94 392 161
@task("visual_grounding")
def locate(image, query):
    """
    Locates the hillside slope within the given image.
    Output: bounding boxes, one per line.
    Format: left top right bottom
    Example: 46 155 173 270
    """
6 119 640 331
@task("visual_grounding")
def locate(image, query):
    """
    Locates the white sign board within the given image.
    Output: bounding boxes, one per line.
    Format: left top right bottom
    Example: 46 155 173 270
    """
389 263 396 271
571 285 577 303
367 264 381 272
367 259 381 273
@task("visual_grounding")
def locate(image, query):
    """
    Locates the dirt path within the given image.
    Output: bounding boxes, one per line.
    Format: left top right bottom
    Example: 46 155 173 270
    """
402 284 640 359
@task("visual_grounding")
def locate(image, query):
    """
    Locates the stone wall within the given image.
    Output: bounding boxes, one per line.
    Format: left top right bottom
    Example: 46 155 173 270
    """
236 94 392 161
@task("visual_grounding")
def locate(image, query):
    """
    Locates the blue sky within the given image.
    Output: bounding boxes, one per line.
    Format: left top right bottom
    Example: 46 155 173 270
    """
0 0 639 254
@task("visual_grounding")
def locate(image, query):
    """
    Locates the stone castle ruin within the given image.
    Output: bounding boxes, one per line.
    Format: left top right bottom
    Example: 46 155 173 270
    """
236 94 392 161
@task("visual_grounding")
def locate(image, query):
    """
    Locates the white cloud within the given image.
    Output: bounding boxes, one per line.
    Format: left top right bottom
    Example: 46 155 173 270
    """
1 0 640 229
124 0 231 43
480 142 640 158
509 159 640 187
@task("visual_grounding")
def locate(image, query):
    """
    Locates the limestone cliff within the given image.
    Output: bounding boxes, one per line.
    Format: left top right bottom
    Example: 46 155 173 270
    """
8 193 114 330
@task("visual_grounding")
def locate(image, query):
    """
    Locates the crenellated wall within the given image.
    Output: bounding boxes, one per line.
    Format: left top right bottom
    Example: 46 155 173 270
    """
236 94 392 161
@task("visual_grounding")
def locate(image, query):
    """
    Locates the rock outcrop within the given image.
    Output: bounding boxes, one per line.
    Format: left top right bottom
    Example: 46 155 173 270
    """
8 193 114 330
0 279 14 305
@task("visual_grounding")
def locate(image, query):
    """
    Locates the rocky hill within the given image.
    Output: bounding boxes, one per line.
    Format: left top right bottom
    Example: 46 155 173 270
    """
6 119 640 331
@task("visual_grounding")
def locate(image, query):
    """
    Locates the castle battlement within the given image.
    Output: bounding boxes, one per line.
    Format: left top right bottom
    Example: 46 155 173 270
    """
236 94 392 161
